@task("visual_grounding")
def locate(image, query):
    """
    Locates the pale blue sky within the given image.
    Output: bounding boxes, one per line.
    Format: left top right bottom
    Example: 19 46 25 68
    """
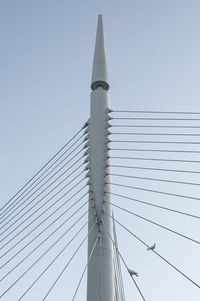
1 1 200 300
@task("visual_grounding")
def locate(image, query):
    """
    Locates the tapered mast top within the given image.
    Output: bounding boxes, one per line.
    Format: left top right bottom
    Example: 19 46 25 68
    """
91 15 109 91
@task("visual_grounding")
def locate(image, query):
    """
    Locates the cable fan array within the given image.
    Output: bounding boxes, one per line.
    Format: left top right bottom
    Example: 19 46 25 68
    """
1 108 200 300
0 122 93 300
103 109 200 300
0 120 125 301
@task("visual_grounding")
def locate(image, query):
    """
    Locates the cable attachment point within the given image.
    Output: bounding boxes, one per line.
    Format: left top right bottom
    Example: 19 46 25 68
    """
86 180 90 186
83 134 89 142
83 149 89 156
82 121 89 130
82 141 89 150
89 187 93 193
84 164 90 171
104 186 109 193
95 214 101 225
85 171 90 179
106 108 112 114
84 156 90 164
89 193 94 200
83 128 89 135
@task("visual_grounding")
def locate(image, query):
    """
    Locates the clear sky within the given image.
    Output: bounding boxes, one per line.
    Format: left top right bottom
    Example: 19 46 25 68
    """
0 0 200 300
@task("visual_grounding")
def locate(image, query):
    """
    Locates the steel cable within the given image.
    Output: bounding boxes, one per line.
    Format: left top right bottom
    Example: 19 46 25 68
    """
0 146 87 225
106 192 200 220
0 219 92 299
109 164 200 174
107 182 200 202
1 204 88 280
102 218 146 301
0 189 88 267
114 247 122 301
0 163 86 237
111 117 200 121
0 146 85 224
111 216 200 289
0 138 86 222
0 124 87 217
110 156 200 164
70 235 99 301
111 148 200 153
111 125 200 128
109 173 200 187
110 110 200 115
107 202 200 246
0 177 87 252
111 132 200 136
17 223 96 301
114 265 120 301
111 139 200 144
111 110 200 114
113 215 126 301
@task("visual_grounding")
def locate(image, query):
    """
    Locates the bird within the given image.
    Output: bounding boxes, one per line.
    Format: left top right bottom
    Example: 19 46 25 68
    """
147 243 156 251
128 268 139 277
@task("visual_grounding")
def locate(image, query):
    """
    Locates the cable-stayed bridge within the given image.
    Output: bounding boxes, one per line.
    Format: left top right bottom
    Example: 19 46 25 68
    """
1 15 200 300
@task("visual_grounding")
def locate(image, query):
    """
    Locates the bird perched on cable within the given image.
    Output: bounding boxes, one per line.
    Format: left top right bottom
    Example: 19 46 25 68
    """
128 268 139 277
147 243 156 251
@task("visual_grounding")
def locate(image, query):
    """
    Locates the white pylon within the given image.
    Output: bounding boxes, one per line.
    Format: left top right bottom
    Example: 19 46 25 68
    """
87 15 114 301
